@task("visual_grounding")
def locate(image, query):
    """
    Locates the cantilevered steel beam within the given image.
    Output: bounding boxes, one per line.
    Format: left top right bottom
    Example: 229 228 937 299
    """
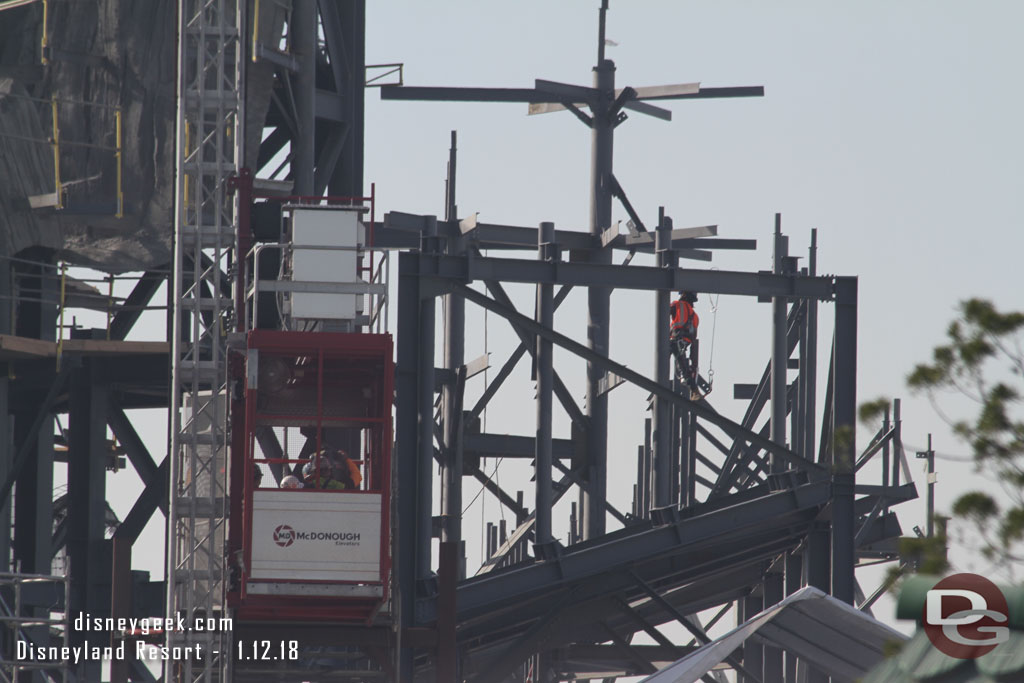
420 253 834 300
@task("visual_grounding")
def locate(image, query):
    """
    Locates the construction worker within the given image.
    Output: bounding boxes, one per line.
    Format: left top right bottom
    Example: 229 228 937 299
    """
280 474 303 489
302 448 357 490
670 290 701 397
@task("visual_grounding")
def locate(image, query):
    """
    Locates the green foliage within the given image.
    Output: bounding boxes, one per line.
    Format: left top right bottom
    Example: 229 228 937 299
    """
907 298 1024 570
832 425 854 472
859 397 891 425
900 531 950 576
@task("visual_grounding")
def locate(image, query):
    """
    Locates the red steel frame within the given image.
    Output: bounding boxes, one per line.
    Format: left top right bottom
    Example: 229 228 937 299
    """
228 330 393 622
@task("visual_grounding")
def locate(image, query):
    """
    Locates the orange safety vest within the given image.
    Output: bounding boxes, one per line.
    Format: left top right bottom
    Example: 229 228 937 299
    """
670 299 699 340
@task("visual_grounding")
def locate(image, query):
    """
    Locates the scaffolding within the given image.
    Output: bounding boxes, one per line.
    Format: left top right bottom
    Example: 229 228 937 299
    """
0 571 70 683
166 0 244 680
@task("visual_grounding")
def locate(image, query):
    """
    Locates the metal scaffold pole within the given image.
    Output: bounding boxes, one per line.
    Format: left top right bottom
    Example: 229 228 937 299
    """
167 0 244 679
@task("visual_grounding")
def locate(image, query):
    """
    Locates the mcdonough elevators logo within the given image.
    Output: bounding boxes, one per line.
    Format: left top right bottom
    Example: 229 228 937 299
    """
921 573 1010 658
273 524 296 548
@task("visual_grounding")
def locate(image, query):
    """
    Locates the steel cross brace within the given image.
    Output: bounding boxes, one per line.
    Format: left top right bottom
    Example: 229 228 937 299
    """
482 279 588 430
448 282 825 478
631 572 763 683
468 284 574 422
710 301 805 497
477 468 576 575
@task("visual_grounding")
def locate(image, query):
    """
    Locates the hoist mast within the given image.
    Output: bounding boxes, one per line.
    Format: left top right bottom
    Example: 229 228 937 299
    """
167 0 243 680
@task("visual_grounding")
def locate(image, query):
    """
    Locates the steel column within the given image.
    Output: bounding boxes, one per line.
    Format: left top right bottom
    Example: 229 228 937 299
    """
12 257 57 578
653 212 674 508
437 541 459 681
784 552 802 681
831 277 858 604
67 355 108 683
0 251 8 572
739 593 763 683
293 0 316 195
418 217 439 589
324 0 366 197
441 170 465 549
396 251 422 681
582 57 615 539
762 572 784 683
535 222 556 548
770 215 788 472
804 230 818 462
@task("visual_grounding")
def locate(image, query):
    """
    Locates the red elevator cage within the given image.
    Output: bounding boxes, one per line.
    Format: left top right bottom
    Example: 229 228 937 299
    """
228 330 393 622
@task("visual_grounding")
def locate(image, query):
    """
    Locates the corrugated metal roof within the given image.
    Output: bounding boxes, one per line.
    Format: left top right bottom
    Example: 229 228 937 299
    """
640 586 908 683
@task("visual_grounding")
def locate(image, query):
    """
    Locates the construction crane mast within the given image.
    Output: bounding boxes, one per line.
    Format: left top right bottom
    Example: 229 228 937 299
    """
167 0 243 679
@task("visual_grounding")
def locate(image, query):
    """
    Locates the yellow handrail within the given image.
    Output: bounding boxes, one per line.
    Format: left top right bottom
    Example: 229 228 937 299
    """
40 0 48 64
252 0 260 62
115 108 123 217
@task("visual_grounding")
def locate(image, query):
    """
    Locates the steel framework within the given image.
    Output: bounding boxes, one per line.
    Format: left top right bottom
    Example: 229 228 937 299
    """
166 0 244 679
0 3 918 682
375 4 917 681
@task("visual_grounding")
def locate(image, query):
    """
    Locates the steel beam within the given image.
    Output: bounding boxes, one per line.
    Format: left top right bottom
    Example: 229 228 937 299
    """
417 252 835 299
67 356 108 683
740 592 764 683
468 285 573 421
481 279 589 431
711 304 804 496
471 467 530 522
441 179 466 548
784 552 802 681
770 216 789 474
112 459 168 543
395 251 422 680
432 480 831 622
464 433 575 461
804 230 819 464
418 218 438 589
451 282 826 479
763 572 784 683
653 213 674 509
831 277 858 604
381 211 756 253
293 0 316 195
108 269 166 341
326 0 365 196
108 404 166 510
535 222 556 548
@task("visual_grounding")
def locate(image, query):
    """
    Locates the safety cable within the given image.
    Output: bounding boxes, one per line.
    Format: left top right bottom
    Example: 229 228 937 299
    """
706 285 720 387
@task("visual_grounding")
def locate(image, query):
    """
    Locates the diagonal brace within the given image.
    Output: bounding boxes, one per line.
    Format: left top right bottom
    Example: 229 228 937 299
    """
482 280 588 431
454 284 824 477
469 284 573 420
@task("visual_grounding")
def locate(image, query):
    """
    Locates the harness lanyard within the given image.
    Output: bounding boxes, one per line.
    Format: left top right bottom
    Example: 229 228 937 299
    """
706 292 719 387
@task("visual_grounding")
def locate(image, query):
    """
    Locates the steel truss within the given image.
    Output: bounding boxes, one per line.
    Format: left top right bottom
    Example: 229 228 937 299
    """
378 5 914 680
167 0 244 679
391 217 915 682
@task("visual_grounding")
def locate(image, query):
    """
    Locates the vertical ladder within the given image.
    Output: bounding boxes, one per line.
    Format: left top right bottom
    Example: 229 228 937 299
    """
168 0 243 680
